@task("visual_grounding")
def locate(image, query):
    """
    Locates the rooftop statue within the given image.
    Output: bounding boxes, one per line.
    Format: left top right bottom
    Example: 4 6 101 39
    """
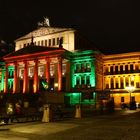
37 17 50 27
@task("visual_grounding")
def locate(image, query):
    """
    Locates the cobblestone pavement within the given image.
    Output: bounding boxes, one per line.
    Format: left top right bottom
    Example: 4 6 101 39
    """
0 109 140 140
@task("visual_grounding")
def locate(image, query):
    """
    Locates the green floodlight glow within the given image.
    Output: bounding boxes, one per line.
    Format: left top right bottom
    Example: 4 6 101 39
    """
42 81 48 90
65 92 96 105
1 69 4 91
71 56 96 88
8 79 14 89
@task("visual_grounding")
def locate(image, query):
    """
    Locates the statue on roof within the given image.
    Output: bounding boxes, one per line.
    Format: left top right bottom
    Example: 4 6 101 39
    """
37 17 50 27
44 17 50 27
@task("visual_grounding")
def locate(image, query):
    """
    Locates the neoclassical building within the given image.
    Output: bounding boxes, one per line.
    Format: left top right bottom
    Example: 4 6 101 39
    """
103 52 140 108
0 18 103 108
1 18 140 109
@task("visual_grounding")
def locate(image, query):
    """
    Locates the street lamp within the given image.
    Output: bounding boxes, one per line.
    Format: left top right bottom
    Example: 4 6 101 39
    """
125 86 135 108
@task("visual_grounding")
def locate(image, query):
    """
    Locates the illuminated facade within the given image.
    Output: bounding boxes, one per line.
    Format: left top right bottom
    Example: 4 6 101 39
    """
2 18 140 109
103 52 140 108
0 19 102 107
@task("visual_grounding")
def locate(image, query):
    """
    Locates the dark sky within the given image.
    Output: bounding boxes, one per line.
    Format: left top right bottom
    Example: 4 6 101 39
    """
0 0 140 54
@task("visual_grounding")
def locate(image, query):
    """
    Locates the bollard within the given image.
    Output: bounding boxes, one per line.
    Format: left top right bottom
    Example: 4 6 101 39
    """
75 104 81 118
42 104 51 122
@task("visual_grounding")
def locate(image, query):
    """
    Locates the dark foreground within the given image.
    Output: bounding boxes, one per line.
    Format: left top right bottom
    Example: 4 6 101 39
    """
0 109 140 140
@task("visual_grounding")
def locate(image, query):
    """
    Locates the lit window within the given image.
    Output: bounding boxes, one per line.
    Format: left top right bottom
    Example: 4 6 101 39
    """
62 64 66 75
38 66 44 77
81 64 85 72
50 65 54 76
86 63 91 71
19 69 24 78
28 67 34 77
76 64 81 72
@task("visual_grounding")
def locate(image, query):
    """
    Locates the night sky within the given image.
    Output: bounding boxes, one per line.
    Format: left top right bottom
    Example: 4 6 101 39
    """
0 0 140 54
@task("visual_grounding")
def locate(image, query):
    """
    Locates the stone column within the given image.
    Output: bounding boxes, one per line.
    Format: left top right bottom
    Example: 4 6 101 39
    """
23 60 28 93
123 76 126 88
113 77 116 89
33 59 38 93
45 58 50 85
118 76 120 88
58 57 62 91
4 64 8 93
129 76 131 86
13 62 18 93
108 77 111 89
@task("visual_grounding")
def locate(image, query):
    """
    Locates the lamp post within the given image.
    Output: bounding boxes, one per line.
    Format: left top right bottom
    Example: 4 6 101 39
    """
125 86 135 109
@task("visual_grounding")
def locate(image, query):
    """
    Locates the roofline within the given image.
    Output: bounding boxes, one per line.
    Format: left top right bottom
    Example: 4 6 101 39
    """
3 49 65 61
15 27 76 42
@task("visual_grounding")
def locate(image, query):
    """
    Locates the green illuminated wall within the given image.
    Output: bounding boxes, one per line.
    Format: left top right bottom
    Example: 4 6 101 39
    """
8 66 14 91
71 50 96 88
65 92 96 105
66 50 97 105
0 65 14 92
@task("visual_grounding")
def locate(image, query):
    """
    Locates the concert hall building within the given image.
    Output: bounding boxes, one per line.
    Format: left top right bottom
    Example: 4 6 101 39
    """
0 18 140 109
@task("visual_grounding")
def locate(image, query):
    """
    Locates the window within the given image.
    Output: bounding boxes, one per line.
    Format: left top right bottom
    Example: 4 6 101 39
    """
121 97 124 102
50 65 54 76
41 40 44 46
116 78 118 89
45 40 47 46
62 64 66 75
38 66 44 77
110 66 113 74
19 69 24 78
76 64 81 72
125 77 129 86
120 77 124 89
49 39 51 46
130 64 133 72
115 66 118 74
28 67 34 77
76 77 80 85
120 65 123 73
52 38 55 46
111 77 114 88
125 65 128 72
81 76 85 85
81 63 85 72
57 38 59 45
38 41 40 46
86 63 91 71
136 82 139 88
86 76 90 85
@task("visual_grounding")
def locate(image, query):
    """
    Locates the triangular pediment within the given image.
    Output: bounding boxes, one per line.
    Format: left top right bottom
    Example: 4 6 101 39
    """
15 27 74 41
